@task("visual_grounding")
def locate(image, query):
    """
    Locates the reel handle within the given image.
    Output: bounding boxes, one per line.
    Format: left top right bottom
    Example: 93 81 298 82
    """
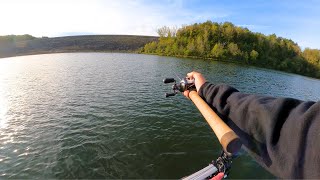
165 93 176 97
163 78 175 84
189 91 242 155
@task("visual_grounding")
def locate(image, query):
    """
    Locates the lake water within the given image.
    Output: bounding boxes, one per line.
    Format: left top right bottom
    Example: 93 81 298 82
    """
0 53 319 179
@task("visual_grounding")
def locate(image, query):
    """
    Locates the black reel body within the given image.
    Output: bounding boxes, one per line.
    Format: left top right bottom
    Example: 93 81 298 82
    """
163 78 195 97
182 151 233 179
211 151 233 178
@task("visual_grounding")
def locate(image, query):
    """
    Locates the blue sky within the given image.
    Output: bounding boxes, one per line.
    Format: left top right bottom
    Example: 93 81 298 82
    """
1 0 320 49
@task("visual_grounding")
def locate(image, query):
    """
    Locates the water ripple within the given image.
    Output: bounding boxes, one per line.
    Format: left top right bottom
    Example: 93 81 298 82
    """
0 53 319 178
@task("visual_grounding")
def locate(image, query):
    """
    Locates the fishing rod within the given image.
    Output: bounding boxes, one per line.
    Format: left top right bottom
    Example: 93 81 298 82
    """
163 77 242 179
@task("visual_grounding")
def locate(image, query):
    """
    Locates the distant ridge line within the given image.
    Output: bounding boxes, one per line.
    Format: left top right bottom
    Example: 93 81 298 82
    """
0 35 158 58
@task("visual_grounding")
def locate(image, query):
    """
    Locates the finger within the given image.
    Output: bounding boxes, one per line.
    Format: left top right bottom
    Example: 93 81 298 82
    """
187 71 196 78
183 90 190 98
188 71 202 79
210 173 224 180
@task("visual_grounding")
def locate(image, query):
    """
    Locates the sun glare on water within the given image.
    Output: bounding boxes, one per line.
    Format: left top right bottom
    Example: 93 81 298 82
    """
0 59 19 129
0 65 9 129
0 95 8 129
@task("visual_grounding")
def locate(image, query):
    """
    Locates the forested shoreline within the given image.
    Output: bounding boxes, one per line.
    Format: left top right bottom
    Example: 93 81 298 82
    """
141 21 320 79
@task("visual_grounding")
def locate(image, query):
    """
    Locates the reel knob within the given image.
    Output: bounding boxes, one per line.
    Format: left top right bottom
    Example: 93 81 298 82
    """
165 93 176 97
163 78 175 84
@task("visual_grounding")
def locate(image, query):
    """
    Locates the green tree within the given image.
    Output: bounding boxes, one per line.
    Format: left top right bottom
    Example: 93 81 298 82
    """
303 48 320 66
243 52 249 64
211 43 225 58
228 42 241 57
196 35 205 56
250 50 259 61
143 41 157 53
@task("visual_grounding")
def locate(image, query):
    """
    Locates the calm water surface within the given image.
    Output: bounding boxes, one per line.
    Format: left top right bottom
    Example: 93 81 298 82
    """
0 53 319 178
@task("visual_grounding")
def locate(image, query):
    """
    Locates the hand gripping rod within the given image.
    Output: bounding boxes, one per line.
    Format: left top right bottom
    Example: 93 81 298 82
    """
163 78 242 155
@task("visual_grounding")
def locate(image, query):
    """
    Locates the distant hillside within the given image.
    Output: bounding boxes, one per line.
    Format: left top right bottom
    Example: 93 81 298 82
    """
0 35 158 58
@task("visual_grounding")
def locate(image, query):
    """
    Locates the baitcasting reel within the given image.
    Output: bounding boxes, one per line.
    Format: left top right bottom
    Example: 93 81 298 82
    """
183 151 233 180
163 77 196 97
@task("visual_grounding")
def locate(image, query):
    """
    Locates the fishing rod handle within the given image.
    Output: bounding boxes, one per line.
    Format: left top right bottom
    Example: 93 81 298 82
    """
189 91 242 155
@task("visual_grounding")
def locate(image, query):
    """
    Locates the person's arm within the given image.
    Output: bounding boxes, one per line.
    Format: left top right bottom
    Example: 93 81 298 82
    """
185 72 320 179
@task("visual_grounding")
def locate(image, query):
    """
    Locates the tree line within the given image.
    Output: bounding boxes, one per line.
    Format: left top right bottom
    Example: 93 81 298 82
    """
0 34 36 43
141 21 320 79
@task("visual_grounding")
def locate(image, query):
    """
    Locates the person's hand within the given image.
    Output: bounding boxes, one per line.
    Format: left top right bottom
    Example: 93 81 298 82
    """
183 71 206 98
210 173 224 180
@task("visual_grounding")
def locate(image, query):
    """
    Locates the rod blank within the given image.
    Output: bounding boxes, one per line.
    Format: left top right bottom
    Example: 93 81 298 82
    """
189 91 242 155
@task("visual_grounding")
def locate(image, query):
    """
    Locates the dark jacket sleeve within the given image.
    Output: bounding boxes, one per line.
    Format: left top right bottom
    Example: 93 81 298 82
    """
198 82 320 179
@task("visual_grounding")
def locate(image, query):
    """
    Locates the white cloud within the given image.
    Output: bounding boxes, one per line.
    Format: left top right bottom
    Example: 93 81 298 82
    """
0 0 228 37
